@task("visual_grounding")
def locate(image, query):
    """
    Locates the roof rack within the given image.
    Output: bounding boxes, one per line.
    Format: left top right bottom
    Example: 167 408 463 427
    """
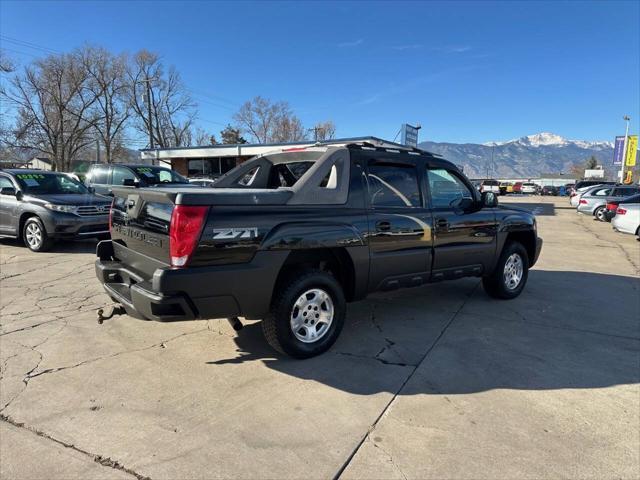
346 141 440 157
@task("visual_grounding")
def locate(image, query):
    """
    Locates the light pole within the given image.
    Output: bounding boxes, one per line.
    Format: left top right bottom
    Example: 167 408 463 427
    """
620 115 630 183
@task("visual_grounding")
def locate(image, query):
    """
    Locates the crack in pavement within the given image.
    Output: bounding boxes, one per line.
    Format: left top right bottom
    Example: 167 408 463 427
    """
333 281 481 480
0 414 150 480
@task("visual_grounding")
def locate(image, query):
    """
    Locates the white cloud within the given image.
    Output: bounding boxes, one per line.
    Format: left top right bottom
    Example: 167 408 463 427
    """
337 39 364 48
392 44 423 51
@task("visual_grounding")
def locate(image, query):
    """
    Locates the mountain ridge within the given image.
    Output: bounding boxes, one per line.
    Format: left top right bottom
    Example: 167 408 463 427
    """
419 132 614 178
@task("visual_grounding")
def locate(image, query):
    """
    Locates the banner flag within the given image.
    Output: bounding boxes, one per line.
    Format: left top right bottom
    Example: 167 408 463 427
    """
625 135 637 167
613 136 626 165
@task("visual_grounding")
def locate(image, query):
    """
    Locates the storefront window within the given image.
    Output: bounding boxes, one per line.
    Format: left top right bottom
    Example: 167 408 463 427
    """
188 158 237 178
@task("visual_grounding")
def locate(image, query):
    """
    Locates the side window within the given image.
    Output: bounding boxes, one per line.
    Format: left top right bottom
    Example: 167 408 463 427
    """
90 166 109 185
0 176 14 190
111 166 136 186
594 188 611 196
428 168 474 209
367 163 421 208
238 166 260 186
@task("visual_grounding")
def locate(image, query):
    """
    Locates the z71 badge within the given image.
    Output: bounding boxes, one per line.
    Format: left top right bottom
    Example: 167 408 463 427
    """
212 227 259 240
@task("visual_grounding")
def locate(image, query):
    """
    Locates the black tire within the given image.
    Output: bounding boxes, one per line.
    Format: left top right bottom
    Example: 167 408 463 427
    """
262 270 346 359
22 216 53 252
483 242 529 299
594 206 606 222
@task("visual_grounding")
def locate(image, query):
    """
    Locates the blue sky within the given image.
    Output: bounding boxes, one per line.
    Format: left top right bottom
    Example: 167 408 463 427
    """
1 0 639 144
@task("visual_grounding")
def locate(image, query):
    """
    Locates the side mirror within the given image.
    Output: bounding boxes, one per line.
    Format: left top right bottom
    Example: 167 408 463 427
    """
482 191 498 208
0 187 16 196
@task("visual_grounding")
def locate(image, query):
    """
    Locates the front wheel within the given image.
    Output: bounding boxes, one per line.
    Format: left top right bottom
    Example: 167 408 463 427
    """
483 242 529 299
262 270 346 358
23 217 53 252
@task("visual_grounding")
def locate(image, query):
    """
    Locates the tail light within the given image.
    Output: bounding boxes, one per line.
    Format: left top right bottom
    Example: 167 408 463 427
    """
108 198 115 232
579 199 587 204
616 207 627 215
169 205 208 267
606 202 617 211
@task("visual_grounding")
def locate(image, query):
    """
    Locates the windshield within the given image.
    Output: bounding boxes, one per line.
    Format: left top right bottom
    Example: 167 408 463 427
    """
132 167 188 185
15 172 89 195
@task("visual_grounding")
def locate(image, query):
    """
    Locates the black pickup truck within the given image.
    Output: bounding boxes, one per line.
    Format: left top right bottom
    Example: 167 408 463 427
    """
96 143 542 358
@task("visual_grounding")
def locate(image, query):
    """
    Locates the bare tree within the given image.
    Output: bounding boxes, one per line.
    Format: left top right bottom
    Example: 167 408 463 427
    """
1 50 99 171
82 46 130 163
311 121 336 141
0 49 15 73
192 127 217 146
127 50 196 148
233 96 306 143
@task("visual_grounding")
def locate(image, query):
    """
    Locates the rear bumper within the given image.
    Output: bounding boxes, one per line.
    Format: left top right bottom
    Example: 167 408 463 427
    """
95 240 288 322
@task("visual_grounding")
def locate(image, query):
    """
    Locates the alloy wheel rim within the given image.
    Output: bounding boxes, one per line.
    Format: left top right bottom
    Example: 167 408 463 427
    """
25 223 42 248
503 253 523 290
290 288 334 343
596 208 605 221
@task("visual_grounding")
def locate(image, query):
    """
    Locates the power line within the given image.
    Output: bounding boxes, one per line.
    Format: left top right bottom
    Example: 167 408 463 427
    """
0 35 59 55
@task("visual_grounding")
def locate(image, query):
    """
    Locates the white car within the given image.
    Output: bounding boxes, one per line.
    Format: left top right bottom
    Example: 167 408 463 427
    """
611 202 640 237
521 182 538 194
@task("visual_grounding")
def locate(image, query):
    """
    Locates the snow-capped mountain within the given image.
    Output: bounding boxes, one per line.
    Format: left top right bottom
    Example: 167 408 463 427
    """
420 132 615 178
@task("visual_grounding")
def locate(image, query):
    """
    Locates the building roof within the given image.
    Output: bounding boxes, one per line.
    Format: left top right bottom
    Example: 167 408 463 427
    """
140 136 414 161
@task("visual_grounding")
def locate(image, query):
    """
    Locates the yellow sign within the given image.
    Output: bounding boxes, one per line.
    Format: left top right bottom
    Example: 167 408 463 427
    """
625 135 637 167
624 171 633 185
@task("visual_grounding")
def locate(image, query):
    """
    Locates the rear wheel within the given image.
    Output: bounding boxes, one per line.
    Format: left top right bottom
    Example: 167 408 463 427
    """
262 270 345 358
483 242 529 299
23 217 53 252
594 206 606 222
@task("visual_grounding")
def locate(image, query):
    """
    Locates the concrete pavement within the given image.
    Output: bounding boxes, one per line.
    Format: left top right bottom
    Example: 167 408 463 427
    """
1 196 638 479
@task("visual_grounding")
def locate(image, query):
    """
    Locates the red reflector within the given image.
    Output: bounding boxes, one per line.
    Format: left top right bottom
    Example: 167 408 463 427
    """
108 198 115 232
282 147 309 152
616 207 627 215
579 199 587 204
169 205 208 267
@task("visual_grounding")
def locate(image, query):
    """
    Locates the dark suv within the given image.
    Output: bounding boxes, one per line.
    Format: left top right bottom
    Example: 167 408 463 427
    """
0 169 112 251
85 164 191 196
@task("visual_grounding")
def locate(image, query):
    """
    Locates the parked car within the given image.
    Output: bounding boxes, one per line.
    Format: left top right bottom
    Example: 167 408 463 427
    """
512 182 523 194
603 194 640 222
577 185 640 221
95 143 542 358
499 182 513 195
0 169 112 252
521 182 538 194
478 179 500 194
541 185 558 196
611 202 640 237
85 164 192 196
570 183 604 207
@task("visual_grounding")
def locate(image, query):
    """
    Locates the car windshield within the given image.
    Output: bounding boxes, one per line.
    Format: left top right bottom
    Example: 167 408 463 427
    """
14 172 89 195
133 167 188 185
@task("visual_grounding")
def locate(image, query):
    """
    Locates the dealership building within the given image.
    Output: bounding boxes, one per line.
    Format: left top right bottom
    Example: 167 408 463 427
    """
140 137 406 178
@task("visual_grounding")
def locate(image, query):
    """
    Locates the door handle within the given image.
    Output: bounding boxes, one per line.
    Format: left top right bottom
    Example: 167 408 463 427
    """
435 218 449 230
376 221 391 232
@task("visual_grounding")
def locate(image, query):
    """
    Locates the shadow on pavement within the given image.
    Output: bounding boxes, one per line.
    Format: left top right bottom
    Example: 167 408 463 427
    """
208 270 640 395
0 237 99 254
500 202 556 216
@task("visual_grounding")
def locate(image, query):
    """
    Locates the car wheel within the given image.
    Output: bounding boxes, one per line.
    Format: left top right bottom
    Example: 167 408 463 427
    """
23 217 53 252
483 242 529 299
262 270 346 358
594 206 606 222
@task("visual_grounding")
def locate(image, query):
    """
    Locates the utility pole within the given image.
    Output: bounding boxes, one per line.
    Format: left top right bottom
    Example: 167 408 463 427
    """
620 115 630 183
144 77 154 150
95 137 100 163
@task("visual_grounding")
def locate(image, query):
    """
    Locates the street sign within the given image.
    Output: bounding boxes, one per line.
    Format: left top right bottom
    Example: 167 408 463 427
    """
625 135 637 167
613 136 625 165
401 124 420 148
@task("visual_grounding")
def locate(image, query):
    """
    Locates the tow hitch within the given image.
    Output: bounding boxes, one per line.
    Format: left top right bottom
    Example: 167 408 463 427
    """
97 304 126 324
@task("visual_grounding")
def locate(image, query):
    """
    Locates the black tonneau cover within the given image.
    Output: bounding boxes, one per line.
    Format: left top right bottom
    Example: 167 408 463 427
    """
111 186 294 206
